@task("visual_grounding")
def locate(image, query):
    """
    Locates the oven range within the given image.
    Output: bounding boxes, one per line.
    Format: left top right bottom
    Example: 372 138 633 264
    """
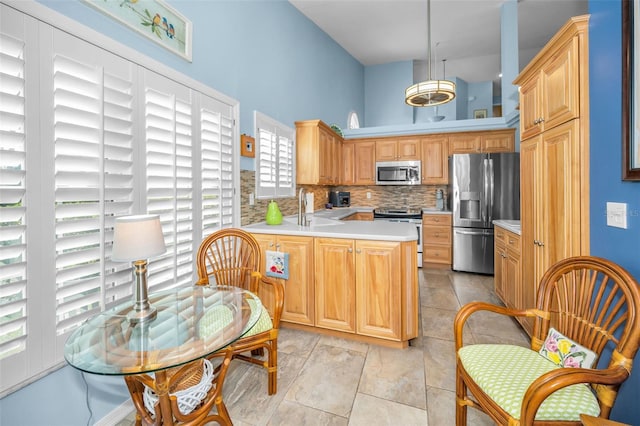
373 208 422 267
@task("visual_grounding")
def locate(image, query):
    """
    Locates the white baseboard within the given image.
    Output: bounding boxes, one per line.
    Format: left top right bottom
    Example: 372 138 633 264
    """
94 400 135 426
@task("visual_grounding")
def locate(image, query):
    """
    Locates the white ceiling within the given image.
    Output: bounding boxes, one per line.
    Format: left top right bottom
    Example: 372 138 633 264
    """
289 0 588 90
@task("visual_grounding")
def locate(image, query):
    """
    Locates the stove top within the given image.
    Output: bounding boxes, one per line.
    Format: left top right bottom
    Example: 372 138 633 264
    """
374 208 422 216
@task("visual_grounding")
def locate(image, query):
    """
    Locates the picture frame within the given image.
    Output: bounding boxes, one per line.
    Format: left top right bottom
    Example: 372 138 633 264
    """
623 0 640 180
240 134 255 158
82 0 192 62
474 109 488 119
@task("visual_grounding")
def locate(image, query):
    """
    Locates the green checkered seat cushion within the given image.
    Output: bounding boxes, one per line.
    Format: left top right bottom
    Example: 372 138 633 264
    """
242 299 273 337
458 344 600 421
197 299 272 339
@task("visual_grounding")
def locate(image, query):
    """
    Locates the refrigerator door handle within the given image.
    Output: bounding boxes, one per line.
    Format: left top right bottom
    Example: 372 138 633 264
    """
454 229 492 236
482 158 489 224
488 158 495 224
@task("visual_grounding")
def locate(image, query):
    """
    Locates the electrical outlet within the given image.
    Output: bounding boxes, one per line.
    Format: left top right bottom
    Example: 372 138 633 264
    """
249 193 255 206
366 191 371 199
606 202 627 229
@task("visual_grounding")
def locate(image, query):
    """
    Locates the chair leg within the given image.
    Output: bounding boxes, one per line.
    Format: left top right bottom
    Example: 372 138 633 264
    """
456 365 467 426
267 339 277 395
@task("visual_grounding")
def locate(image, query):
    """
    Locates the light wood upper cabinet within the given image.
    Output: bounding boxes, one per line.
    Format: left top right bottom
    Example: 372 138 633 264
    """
449 129 515 154
342 140 375 185
420 135 448 184
375 137 420 161
252 234 315 326
516 23 581 140
296 119 342 185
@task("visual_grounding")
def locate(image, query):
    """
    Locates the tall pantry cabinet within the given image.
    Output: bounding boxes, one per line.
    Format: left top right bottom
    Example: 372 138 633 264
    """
513 15 590 334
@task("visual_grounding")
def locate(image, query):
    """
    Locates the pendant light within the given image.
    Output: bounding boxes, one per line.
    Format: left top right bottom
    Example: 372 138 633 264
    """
405 0 456 107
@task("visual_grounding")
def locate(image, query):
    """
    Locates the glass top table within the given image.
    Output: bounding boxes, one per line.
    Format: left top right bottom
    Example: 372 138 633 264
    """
64 285 262 376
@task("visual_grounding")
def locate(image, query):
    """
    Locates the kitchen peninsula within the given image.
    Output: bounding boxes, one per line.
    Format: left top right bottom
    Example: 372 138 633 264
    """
243 208 419 348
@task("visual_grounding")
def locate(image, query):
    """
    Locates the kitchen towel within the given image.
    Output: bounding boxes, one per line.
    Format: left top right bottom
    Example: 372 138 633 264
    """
265 250 289 279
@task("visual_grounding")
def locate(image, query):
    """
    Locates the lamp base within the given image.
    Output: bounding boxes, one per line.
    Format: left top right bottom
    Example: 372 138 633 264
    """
127 306 157 324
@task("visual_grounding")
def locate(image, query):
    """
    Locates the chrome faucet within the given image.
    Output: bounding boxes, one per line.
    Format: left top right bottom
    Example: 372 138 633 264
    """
298 187 307 226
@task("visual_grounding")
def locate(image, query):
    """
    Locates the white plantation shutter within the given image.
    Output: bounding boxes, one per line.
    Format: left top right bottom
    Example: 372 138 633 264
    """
0 31 28 361
0 2 239 394
255 111 295 199
143 71 194 292
200 97 235 237
51 30 136 334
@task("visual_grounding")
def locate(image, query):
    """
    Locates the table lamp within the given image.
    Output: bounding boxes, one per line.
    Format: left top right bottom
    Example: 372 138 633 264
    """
112 214 166 323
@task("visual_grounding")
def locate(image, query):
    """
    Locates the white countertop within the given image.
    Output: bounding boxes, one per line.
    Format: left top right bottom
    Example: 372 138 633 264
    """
422 208 452 215
493 220 521 235
243 207 417 242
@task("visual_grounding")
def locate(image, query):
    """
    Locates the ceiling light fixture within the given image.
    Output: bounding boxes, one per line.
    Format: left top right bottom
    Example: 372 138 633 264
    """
405 0 456 107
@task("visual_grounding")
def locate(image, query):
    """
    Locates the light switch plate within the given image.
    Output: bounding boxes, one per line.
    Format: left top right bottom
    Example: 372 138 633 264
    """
606 202 627 229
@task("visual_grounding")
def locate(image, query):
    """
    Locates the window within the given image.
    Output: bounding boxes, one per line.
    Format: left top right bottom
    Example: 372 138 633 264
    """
254 111 295 199
348 110 360 129
0 2 239 395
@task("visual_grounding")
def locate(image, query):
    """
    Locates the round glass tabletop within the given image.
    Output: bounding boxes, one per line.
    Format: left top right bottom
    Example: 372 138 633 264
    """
64 286 261 376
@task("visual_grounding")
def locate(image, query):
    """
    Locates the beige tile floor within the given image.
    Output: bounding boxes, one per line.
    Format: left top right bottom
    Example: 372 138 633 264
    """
119 268 530 425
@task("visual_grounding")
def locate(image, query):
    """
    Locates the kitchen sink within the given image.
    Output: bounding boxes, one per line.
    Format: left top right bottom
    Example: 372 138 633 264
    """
283 216 344 227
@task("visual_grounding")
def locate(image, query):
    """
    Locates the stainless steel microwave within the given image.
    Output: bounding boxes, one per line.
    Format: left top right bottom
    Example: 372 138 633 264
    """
375 161 421 185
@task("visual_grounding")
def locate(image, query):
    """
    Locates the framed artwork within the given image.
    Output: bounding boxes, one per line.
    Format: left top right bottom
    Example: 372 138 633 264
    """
82 0 192 61
473 109 488 119
623 0 640 180
241 134 255 158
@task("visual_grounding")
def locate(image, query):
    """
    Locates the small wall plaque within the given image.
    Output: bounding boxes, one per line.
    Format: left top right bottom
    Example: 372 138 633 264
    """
241 134 255 158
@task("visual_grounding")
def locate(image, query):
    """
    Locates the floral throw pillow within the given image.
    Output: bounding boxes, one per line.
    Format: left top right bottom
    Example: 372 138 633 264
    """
539 327 597 368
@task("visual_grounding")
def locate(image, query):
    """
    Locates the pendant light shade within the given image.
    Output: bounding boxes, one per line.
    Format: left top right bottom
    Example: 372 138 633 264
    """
405 0 456 107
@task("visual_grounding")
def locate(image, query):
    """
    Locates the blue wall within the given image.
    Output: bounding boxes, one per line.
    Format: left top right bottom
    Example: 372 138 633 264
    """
364 61 414 126
589 1 640 423
0 1 363 424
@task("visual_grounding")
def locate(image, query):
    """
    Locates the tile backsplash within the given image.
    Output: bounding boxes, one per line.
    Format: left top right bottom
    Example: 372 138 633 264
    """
240 171 447 225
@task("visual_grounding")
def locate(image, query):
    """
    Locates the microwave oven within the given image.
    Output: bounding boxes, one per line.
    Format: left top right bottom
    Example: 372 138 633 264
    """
375 161 421 185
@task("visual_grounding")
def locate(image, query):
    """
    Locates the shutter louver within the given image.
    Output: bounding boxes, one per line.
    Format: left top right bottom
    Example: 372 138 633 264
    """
0 33 27 360
255 112 295 199
53 51 135 333
144 75 193 293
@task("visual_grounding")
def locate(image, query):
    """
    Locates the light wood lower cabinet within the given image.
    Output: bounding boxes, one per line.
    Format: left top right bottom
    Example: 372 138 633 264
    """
342 212 373 221
254 232 418 346
494 226 524 331
252 234 314 325
422 213 452 266
315 238 408 340
314 238 356 333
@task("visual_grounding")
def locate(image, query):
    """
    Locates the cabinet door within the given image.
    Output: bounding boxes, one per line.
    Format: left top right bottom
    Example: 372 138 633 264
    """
449 133 481 154
319 127 333 184
540 120 582 275
505 247 520 313
421 136 448 184
376 140 397 161
520 138 541 335
355 240 402 340
542 38 580 131
314 238 355 332
481 130 515 153
354 141 376 184
275 235 315 325
252 233 278 317
341 141 355 185
397 138 420 160
494 237 507 301
520 76 542 140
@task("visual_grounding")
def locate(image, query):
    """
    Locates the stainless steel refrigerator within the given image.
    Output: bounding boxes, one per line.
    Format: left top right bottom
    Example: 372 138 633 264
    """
449 152 520 274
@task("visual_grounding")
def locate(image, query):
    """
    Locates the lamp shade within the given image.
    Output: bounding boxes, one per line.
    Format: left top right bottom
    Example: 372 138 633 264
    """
112 214 166 262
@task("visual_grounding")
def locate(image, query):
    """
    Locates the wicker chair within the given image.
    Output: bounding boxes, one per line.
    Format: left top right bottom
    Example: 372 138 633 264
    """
196 228 284 395
454 256 640 425
124 348 234 426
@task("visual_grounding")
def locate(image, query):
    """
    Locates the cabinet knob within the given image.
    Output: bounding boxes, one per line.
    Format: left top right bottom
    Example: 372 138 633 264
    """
348 248 353 253
533 239 539 245
356 249 361 254
276 244 280 250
